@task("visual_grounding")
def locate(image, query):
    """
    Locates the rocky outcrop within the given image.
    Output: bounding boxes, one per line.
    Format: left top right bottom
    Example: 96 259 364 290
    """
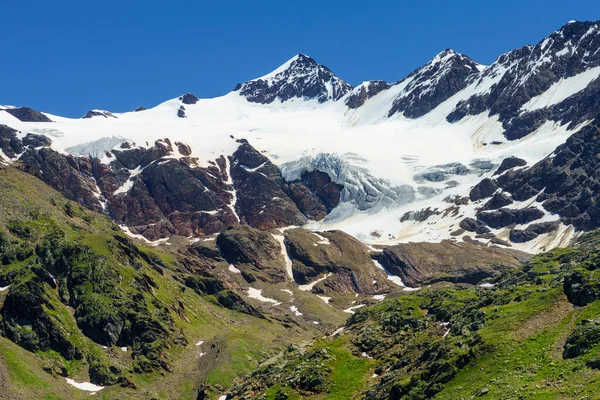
345 81 391 109
229 141 306 229
389 49 483 119
18 148 104 212
379 240 528 286
494 119 600 231
0 125 24 159
82 110 117 119
458 218 490 234
216 225 287 283
481 192 513 210
179 93 199 105
447 21 600 140
509 221 559 243
284 228 393 294
3 107 52 122
469 178 498 201
285 170 343 221
476 207 545 229
494 156 527 176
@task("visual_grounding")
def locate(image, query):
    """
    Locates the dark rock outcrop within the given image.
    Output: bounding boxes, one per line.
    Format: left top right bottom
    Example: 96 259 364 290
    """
469 178 498 201
389 49 483 119
493 156 527 176
481 192 513 210
4 107 52 122
509 221 560 243
229 141 306 229
179 93 199 105
477 207 545 229
345 81 391 109
459 218 491 234
0 125 24 159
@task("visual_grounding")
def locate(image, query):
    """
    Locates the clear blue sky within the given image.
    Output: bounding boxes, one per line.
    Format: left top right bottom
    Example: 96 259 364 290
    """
2 0 599 117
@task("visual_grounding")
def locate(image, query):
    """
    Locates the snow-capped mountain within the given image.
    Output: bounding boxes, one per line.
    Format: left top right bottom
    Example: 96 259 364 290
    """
233 53 353 104
1 21 600 253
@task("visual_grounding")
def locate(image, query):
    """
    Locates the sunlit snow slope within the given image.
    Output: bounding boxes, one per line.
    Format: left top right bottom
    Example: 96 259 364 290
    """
2 21 600 253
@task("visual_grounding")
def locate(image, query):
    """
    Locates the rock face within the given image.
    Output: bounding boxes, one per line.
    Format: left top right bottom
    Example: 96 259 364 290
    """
1 129 342 240
469 178 498 201
447 21 600 140
179 93 199 105
234 54 352 104
388 49 483 119
345 80 391 108
494 156 527 176
461 117 600 238
3 107 53 122
477 207 545 229
285 170 343 221
284 228 393 294
82 110 117 119
216 225 287 283
378 240 528 286
229 140 340 229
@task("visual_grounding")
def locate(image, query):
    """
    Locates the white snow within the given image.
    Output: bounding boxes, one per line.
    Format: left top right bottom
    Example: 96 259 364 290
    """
373 294 386 301
329 327 344 337
479 282 496 288
372 260 405 287
272 233 295 281
0 285 10 292
247 288 281 305
195 340 204 346
120 346 127 352
290 305 303 316
344 304 366 314
280 289 294 295
311 232 330 245
317 295 331 304
65 378 104 392
521 66 600 111
228 264 241 274
298 273 332 291
119 225 169 246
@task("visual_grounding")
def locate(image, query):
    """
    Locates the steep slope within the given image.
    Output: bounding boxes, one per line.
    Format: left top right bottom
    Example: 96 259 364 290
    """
0 166 349 400
233 53 353 104
227 230 600 399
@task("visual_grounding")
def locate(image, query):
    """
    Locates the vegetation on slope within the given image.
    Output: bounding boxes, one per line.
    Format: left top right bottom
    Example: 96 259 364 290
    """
228 232 600 399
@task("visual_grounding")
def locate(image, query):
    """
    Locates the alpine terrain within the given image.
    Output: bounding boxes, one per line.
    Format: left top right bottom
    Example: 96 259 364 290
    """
0 20 599 399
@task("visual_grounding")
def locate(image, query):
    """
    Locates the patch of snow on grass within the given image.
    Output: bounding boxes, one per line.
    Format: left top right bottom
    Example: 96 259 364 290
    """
65 378 104 392
344 304 366 314
247 288 281 305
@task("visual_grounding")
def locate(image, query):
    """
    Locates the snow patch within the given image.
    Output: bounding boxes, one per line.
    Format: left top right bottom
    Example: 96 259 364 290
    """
65 378 104 392
247 288 281 305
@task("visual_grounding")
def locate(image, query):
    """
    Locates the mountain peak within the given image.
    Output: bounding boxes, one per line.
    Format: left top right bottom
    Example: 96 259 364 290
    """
386 49 484 118
233 54 352 105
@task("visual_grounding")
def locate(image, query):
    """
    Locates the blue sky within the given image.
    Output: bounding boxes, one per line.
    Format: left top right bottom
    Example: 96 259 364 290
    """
2 0 599 117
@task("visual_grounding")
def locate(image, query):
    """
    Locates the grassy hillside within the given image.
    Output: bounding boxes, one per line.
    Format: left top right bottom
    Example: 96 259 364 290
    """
0 167 320 399
228 233 600 399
